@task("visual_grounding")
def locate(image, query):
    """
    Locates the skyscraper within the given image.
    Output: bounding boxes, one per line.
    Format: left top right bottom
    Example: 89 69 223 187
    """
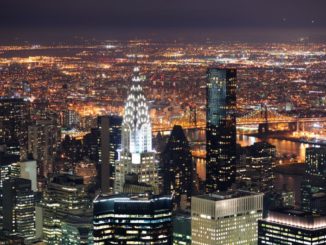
93 193 173 244
114 67 158 194
258 208 326 244
0 150 20 229
3 178 35 242
161 125 195 207
237 142 276 193
206 68 237 192
98 115 122 194
0 98 29 158
191 191 263 245
28 120 60 183
42 174 92 244
301 147 326 213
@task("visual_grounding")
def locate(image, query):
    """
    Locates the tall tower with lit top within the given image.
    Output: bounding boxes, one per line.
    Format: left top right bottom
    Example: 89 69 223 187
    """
114 67 158 194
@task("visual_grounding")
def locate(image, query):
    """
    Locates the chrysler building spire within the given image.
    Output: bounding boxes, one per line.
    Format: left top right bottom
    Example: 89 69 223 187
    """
121 67 152 157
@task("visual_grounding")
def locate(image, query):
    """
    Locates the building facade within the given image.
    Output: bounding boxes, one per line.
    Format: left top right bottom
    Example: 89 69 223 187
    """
98 115 122 194
301 147 326 213
93 194 173 244
3 178 35 242
191 191 263 245
42 174 92 244
258 209 326 244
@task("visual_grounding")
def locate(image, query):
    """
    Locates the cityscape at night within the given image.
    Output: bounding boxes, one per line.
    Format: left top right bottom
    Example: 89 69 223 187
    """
0 0 326 244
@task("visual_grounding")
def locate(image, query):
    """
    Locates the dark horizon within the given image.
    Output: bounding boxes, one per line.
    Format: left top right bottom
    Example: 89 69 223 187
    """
1 0 326 44
1 27 326 45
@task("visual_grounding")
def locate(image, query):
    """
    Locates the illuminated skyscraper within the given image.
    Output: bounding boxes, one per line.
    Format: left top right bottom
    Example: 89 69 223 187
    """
161 125 195 207
3 178 35 242
206 68 237 192
114 67 158 194
98 115 122 194
93 193 173 244
258 208 326 244
191 191 263 245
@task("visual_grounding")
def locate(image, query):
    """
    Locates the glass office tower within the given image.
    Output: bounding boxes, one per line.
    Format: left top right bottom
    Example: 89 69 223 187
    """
206 68 237 192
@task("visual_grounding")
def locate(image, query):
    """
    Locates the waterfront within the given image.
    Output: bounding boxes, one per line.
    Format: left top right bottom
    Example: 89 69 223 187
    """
237 134 312 163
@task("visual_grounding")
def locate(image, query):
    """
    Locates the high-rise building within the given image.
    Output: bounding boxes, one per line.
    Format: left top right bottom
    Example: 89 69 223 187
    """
0 98 29 158
83 128 100 162
3 178 35 242
305 147 326 176
61 109 80 129
0 151 20 229
258 208 326 244
206 68 237 193
237 142 276 193
161 125 195 207
114 67 158 194
28 120 60 180
191 191 263 245
42 174 92 244
98 115 122 194
301 147 326 213
93 193 173 244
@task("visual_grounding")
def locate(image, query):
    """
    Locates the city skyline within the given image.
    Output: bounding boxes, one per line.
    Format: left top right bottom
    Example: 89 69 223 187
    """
0 1 325 244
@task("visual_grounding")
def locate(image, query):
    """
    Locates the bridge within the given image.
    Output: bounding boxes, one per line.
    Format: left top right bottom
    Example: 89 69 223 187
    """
152 106 326 133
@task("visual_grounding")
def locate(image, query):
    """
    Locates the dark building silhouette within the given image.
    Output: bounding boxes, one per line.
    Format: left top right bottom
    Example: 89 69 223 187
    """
237 142 276 193
93 193 173 244
206 68 237 192
83 128 100 162
98 115 122 194
0 98 29 158
161 125 195 206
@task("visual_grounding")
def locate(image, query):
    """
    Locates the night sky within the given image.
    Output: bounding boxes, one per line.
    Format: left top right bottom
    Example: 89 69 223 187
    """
1 0 326 42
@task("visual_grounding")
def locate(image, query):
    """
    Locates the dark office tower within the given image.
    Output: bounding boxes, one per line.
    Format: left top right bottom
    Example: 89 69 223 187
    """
0 151 20 229
98 115 122 194
305 147 326 176
206 68 237 193
93 193 173 244
83 128 100 162
301 147 326 213
3 178 35 242
258 208 326 244
237 142 276 193
0 98 29 158
28 120 60 181
161 125 195 207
